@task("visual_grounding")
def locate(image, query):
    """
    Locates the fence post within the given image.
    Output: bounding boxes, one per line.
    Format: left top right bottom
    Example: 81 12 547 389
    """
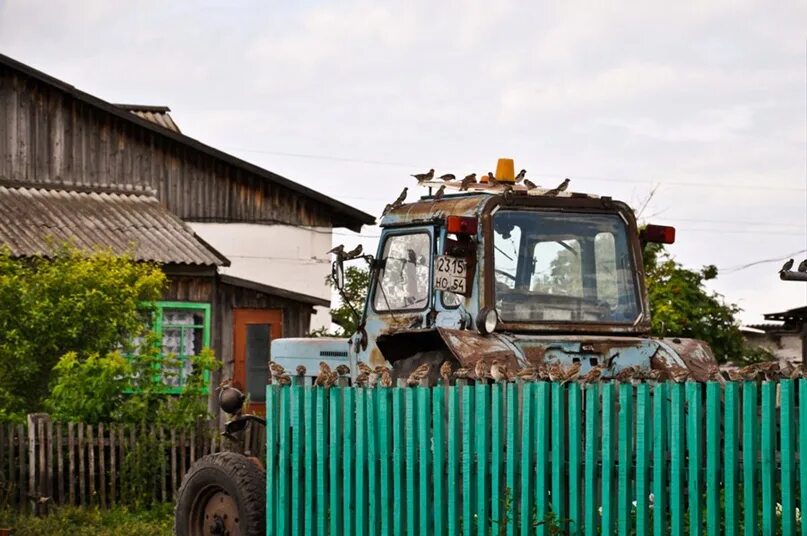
761 382 776 535
742 381 758 536
601 382 616 535
780 379 796 536
653 382 668 536
583 383 599 536
634 383 651 536
669 382 685 536
723 382 740 535
686 382 703 535
617 383 633 536
705 382 721 535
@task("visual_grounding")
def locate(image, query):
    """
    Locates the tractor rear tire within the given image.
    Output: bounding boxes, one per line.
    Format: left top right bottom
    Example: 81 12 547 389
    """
174 451 265 536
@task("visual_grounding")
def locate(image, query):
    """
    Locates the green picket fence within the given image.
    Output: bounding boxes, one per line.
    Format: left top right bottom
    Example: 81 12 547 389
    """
265 380 807 535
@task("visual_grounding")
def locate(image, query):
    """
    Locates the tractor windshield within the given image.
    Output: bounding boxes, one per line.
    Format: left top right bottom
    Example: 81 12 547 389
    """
492 209 641 324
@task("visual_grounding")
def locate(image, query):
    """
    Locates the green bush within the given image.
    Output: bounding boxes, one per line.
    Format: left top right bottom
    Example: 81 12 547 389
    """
0 505 173 536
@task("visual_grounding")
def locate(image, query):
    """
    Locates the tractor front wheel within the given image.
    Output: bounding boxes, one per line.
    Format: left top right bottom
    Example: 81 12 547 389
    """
174 451 265 536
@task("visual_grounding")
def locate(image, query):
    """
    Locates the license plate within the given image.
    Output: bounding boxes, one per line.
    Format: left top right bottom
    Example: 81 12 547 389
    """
434 255 469 295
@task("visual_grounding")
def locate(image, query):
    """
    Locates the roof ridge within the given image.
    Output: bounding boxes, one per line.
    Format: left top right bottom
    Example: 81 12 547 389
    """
0 178 158 198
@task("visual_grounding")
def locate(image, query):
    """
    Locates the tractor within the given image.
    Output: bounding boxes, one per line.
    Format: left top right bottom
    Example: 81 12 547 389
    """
174 159 719 535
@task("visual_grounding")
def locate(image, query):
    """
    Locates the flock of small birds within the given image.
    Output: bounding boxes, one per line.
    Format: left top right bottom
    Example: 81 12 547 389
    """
264 358 801 389
780 258 807 273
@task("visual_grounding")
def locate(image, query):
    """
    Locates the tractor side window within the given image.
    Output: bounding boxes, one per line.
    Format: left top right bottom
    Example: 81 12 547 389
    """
373 232 431 312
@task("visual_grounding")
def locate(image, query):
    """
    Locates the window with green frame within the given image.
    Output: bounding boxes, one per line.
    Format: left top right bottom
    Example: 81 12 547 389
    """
138 301 212 394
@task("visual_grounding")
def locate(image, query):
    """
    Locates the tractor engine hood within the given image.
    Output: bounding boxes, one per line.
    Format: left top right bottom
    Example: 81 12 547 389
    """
271 337 350 377
436 328 718 382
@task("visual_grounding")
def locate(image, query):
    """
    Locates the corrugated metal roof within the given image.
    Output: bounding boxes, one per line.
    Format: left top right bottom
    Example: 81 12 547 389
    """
115 104 181 133
0 182 228 266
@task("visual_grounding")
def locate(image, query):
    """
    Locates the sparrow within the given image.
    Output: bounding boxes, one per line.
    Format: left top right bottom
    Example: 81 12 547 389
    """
523 179 538 190
440 361 454 383
354 373 369 387
407 248 418 264
391 187 408 208
474 360 488 381
344 244 363 259
546 363 564 383
459 173 477 191
412 169 434 182
367 370 379 387
275 374 291 386
514 169 527 183
315 371 337 388
269 362 286 378
634 368 662 382
453 367 472 380
335 364 350 376
295 365 306 377
490 362 509 383
781 259 794 272
438 173 455 181
407 363 432 386
579 366 603 384
487 172 497 184
543 178 570 196
798 259 807 273
432 185 446 200
559 362 582 383
357 362 373 376
614 366 637 383
380 368 393 387
319 361 333 376
514 367 538 381
327 244 345 256
667 365 690 383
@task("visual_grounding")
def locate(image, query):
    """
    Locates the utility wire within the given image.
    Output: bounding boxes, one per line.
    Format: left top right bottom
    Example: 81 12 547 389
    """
719 249 807 274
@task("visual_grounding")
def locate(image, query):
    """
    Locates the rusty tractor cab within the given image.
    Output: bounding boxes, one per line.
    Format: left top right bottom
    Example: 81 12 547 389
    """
174 159 719 535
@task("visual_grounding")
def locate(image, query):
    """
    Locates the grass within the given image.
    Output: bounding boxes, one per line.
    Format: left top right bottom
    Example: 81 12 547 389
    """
0 504 173 536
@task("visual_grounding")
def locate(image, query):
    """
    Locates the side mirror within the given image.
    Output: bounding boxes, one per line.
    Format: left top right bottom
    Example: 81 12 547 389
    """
332 258 345 290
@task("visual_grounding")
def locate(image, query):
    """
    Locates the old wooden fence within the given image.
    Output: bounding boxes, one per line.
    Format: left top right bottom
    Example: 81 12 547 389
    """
0 416 264 511
266 380 807 535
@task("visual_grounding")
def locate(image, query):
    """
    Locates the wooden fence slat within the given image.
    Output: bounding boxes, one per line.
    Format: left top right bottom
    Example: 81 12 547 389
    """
392 387 405 536
761 382 776 535
705 382 721 535
98 423 106 508
304 388 315 535
519 383 534 536
583 384 599 536
551 382 566 527
329 388 344 536
405 387 418 536
634 384 650 536
743 382 758 536
799 380 807 536
617 383 633 536
418 387 431 536
291 384 303 536
780 380 796 536
45 419 53 512
724 382 740 535
447 385 460 536
475 384 489 536
686 382 702 535
356 388 368 536
505 383 518 536
366 389 378 536
535 382 550 536
55 423 64 505
67 423 75 506
432 387 445 536
461 384 474 536
378 388 391 536
27 417 35 509
87 424 95 506
669 382 685 536
490 383 504 536
315 388 327 536
653 383 668 536
567 383 582 535
78 423 85 507
266 386 277 535
170 428 177 502
601 382 616 536
342 388 356 536
277 387 291 536
6 424 13 506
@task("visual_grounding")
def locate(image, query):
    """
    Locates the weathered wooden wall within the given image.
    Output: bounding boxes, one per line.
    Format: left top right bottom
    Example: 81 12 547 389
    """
0 66 336 228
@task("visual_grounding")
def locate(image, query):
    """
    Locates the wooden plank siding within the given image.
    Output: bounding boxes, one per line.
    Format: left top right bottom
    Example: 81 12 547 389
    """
0 65 370 230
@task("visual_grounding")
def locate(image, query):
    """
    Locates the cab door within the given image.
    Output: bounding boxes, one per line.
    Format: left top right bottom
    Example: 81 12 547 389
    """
232 308 282 415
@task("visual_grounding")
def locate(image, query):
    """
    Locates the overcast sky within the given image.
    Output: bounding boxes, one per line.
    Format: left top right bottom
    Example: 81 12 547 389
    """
1 0 805 324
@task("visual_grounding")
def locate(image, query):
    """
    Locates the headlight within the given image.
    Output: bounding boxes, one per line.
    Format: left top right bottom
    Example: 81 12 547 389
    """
476 307 498 335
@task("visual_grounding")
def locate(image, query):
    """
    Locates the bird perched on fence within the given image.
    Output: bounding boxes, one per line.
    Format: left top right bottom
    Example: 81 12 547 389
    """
781 258 795 272
544 178 570 196
579 366 603 384
559 362 582 383
490 362 509 383
459 173 477 191
357 361 373 376
367 369 379 387
438 173 455 181
327 244 345 257
343 244 363 260
474 360 489 382
269 361 286 378
295 365 306 377
667 364 690 383
523 179 538 191
380 368 393 387
275 374 291 386
613 366 637 383
513 367 538 381
319 361 333 376
633 368 662 382
315 371 337 387
432 185 446 200
453 367 472 380
440 361 454 384
354 372 368 387
407 363 432 386
514 169 527 183
336 364 350 377
412 169 434 182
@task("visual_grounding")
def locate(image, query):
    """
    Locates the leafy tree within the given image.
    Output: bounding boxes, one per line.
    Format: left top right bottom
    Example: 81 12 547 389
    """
643 243 745 362
0 247 165 420
310 265 370 337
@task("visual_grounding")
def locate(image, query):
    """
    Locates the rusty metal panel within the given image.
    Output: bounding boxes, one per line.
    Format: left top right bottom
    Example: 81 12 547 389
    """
436 327 519 370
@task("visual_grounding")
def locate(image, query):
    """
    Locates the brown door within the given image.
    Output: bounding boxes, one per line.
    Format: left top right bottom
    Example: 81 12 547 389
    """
233 308 283 415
